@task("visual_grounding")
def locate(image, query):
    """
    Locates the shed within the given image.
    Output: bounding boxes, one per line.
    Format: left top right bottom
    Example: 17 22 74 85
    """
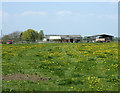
87 34 114 42
44 35 82 43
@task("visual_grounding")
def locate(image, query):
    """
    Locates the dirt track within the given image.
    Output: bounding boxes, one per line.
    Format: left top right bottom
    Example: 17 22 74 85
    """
2 74 52 81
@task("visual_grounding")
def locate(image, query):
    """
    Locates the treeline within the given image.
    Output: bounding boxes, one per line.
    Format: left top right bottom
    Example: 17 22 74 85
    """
1 29 44 44
1 29 119 44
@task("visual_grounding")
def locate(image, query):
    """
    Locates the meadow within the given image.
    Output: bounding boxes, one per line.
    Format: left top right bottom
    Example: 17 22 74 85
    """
2 42 119 91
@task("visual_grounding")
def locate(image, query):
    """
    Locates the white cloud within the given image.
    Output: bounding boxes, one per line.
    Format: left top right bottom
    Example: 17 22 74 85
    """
21 11 48 16
76 13 95 17
56 11 72 16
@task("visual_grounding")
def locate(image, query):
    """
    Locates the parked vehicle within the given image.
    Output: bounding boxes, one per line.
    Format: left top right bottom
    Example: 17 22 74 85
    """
7 40 12 44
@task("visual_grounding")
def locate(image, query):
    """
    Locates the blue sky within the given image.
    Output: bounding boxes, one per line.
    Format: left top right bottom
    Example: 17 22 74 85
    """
2 2 118 37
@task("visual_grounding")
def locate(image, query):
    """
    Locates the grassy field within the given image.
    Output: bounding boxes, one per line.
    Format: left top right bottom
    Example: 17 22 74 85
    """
2 42 119 91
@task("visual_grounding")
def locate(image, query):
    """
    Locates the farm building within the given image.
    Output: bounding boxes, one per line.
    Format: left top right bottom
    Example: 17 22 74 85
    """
43 35 82 43
86 34 114 42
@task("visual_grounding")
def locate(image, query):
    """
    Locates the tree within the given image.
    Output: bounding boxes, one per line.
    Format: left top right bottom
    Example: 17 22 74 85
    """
1 31 22 43
21 29 38 42
20 32 23 41
2 35 10 43
83 36 87 41
113 37 118 42
38 30 44 40
9 31 21 42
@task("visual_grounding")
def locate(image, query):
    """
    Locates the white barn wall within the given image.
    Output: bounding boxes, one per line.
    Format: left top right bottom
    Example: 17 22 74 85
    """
49 36 61 40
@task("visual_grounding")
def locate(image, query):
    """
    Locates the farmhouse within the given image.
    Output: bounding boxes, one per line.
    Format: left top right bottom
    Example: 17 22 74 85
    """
43 35 82 43
87 34 114 42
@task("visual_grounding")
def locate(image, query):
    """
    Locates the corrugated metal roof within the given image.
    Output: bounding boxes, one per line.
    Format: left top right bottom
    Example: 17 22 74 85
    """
45 35 82 37
86 34 113 37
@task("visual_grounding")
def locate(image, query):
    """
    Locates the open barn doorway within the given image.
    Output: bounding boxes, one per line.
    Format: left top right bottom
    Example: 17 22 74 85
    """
70 39 73 43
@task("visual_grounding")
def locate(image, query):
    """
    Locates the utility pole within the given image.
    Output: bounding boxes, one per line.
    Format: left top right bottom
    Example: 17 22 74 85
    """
1 30 2 37
0 30 2 40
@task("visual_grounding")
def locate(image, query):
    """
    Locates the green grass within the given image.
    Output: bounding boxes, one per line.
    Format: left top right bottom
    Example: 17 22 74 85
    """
2 42 119 91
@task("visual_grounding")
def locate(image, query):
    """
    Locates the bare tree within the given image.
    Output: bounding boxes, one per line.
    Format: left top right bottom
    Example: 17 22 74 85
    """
8 31 22 42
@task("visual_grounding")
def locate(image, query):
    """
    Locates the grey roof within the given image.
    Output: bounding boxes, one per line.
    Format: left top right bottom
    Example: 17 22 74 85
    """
44 35 82 40
62 37 70 39
45 35 82 37
86 34 114 38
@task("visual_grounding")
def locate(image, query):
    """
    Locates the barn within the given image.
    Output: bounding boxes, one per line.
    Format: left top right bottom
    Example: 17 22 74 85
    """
87 34 114 42
43 35 82 43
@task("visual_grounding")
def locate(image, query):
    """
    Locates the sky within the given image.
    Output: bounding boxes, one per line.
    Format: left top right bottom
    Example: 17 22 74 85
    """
2 2 118 37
